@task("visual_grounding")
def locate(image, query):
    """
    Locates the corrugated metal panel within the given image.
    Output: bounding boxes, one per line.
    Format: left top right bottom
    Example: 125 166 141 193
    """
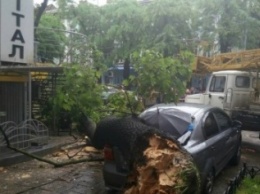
0 82 26 123
232 91 250 108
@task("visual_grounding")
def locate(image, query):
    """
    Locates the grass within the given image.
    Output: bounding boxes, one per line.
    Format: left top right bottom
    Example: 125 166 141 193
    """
236 176 260 194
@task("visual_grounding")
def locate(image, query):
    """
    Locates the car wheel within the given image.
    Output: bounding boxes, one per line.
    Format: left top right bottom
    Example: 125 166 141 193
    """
230 144 241 166
203 170 214 194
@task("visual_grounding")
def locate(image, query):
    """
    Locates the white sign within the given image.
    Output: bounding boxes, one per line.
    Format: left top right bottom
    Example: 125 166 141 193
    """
0 0 34 64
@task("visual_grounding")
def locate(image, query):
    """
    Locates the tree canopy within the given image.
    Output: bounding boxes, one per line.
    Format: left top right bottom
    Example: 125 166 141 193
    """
36 0 260 123
37 0 260 59
36 14 66 63
194 0 260 53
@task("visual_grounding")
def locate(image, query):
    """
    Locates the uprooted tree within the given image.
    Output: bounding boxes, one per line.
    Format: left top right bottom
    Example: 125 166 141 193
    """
0 114 200 193
89 116 201 194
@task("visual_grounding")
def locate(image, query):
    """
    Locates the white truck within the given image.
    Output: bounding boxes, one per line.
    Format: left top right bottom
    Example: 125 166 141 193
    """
185 70 260 130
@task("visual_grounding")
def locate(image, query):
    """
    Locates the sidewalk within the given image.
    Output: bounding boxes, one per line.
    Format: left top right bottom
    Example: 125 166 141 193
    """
0 136 76 166
242 130 260 152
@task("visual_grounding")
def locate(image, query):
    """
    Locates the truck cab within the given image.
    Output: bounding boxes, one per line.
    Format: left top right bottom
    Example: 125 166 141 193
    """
185 70 260 120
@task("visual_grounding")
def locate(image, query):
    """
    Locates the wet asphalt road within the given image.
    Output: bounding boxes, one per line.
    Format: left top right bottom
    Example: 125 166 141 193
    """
0 161 106 194
1 132 259 194
0 153 260 194
93 148 259 194
1 150 258 194
57 149 258 194
92 146 260 194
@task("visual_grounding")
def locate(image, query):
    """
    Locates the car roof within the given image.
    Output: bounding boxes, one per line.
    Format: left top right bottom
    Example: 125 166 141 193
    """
213 70 250 76
140 103 214 138
150 102 212 117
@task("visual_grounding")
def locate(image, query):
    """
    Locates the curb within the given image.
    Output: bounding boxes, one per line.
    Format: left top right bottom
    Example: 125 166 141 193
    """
0 137 76 166
241 130 260 153
0 144 63 166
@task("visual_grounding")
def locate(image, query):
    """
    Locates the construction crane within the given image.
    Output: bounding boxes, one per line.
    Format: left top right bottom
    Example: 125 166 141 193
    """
192 49 260 74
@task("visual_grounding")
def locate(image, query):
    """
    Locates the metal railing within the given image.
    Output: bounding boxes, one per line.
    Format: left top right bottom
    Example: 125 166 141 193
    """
223 163 260 194
0 119 49 154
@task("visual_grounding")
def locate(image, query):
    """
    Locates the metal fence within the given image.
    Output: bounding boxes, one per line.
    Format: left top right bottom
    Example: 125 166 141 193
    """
223 163 260 194
0 119 49 154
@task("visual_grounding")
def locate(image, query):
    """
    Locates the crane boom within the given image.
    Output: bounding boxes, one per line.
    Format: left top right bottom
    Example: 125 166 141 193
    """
193 49 260 73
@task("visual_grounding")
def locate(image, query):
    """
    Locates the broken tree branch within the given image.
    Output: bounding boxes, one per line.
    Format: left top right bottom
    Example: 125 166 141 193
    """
0 126 103 168
65 146 85 159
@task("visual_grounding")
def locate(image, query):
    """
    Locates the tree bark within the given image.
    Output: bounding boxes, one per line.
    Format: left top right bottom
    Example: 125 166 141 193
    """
124 132 200 194
91 116 201 194
219 34 232 53
34 0 49 28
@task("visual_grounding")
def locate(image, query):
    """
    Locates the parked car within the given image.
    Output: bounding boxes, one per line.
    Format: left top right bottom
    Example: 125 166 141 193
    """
102 103 242 194
101 85 121 101
101 85 135 102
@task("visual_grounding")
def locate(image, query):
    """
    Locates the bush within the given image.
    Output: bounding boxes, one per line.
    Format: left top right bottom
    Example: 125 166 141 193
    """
237 176 260 194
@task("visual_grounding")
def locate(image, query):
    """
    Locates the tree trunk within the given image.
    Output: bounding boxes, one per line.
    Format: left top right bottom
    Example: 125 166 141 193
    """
91 116 201 194
123 57 130 80
124 132 200 194
219 34 231 53
34 0 49 39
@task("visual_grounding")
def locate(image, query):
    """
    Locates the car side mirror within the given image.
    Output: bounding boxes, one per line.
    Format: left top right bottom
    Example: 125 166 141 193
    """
232 120 242 128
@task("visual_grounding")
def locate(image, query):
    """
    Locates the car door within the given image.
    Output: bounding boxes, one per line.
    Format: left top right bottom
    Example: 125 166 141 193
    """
212 110 238 169
202 111 225 172
208 75 226 109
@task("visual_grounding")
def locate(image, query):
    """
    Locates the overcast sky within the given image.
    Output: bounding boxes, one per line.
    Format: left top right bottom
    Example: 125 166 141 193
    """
34 0 56 5
34 0 107 6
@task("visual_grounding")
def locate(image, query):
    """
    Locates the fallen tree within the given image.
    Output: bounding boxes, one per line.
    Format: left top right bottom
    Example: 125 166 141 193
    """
90 116 201 194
